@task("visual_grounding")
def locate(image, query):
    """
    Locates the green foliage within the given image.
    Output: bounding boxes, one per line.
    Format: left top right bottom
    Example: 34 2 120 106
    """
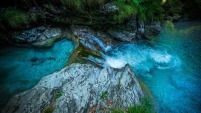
135 0 164 21
111 97 154 113
113 1 137 23
55 92 62 100
2 8 37 29
1 0 165 27
100 91 108 99
127 98 153 113
58 0 164 23
114 0 164 22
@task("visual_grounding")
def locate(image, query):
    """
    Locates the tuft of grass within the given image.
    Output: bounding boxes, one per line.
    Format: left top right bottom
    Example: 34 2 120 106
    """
111 97 154 113
112 109 124 113
55 92 62 100
2 8 37 29
127 98 153 113
100 91 108 99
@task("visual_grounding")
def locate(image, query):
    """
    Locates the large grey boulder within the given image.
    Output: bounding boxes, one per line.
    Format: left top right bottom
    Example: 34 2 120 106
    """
3 63 144 113
11 26 64 47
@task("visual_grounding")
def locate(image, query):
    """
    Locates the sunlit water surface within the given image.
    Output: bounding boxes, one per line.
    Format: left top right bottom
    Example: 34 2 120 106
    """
0 39 74 108
106 21 201 113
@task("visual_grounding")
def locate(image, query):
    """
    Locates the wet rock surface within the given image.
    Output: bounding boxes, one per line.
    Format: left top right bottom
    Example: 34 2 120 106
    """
3 63 144 113
138 21 161 39
107 29 136 42
107 16 161 42
71 26 114 52
11 26 64 47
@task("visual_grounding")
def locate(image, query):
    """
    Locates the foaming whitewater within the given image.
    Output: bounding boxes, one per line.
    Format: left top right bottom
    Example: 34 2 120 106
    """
106 57 126 68
150 51 172 63
105 43 180 72
91 36 112 52
105 21 201 113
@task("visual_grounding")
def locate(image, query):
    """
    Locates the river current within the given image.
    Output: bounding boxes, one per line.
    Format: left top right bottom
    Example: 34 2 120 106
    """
105 21 201 113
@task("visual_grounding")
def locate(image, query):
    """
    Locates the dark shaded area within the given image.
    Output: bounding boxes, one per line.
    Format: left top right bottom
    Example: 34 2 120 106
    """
181 0 201 19
163 0 201 20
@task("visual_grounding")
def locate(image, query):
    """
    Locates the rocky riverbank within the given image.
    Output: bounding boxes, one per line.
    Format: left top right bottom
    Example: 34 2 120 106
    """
0 17 159 112
0 1 166 112
1 17 161 48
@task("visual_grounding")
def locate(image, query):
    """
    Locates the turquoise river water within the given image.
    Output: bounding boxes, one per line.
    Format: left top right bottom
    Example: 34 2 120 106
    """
0 39 74 108
105 21 201 113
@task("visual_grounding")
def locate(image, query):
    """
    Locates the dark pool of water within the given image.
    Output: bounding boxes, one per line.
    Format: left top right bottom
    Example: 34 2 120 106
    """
0 39 74 108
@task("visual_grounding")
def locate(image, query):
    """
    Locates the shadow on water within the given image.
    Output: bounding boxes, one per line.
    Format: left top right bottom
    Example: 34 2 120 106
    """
0 39 74 109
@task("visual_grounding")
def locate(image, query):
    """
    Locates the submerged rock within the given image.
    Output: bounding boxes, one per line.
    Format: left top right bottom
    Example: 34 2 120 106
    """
11 26 64 47
3 63 144 113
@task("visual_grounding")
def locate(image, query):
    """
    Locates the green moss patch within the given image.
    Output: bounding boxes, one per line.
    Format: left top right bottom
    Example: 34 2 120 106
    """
100 91 108 99
66 43 103 65
111 97 154 113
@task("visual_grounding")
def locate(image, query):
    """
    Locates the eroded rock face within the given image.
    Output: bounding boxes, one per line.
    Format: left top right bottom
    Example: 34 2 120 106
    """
107 29 136 42
71 26 114 52
11 26 64 47
138 21 161 39
3 63 144 113
107 16 161 42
